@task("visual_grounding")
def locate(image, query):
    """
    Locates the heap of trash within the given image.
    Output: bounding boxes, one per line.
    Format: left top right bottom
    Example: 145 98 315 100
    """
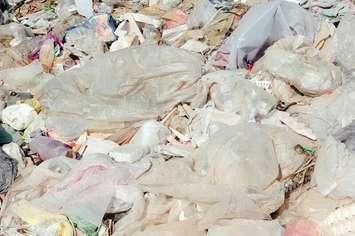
0 0 355 235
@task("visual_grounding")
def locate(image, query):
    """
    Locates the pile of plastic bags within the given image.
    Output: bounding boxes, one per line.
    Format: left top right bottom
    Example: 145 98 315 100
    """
0 0 355 235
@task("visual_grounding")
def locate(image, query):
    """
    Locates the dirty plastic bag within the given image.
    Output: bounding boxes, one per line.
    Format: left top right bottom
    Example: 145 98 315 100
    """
2 104 37 130
187 0 217 29
2 142 25 173
38 45 206 132
313 136 355 199
253 37 342 97
131 120 170 147
192 123 279 192
211 0 316 69
204 70 276 121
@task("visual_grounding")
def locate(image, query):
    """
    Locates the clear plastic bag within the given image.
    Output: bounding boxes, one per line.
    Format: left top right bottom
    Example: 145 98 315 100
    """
37 45 206 132
211 0 316 69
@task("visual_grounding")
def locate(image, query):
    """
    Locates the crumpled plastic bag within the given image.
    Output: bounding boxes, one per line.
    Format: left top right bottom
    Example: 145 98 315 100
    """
32 154 150 226
253 36 342 97
313 136 355 198
192 123 279 192
131 120 170 147
204 70 276 121
2 104 37 130
211 0 316 69
37 45 207 132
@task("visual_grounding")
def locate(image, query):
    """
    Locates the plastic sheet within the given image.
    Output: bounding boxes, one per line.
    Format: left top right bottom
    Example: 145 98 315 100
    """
29 136 70 161
211 0 316 69
37 45 206 132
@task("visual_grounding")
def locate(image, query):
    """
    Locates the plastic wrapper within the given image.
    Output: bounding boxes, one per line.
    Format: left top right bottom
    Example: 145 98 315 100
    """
211 0 316 69
204 70 276 121
253 37 342 97
37 45 206 132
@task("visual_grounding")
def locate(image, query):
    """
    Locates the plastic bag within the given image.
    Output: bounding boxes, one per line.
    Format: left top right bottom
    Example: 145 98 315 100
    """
2 104 37 130
187 0 217 29
2 142 25 173
211 0 316 69
109 144 150 163
192 123 279 192
37 45 206 132
204 70 276 121
334 121 355 152
329 14 355 71
252 37 342 97
29 136 70 161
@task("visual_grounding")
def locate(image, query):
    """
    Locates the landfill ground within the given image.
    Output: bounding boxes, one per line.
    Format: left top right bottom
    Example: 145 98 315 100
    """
0 0 355 235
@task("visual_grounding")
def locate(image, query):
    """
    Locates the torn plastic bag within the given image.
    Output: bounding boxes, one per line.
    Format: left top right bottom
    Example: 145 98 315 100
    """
192 123 279 192
207 219 283 236
204 70 276 121
252 36 342 97
0 149 17 193
313 136 355 199
211 0 316 69
37 45 206 132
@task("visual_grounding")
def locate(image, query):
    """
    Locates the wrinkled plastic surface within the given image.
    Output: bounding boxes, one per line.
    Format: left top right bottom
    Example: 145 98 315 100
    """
313 136 355 198
32 154 150 226
29 136 70 161
109 144 149 163
192 123 279 192
212 0 316 69
334 121 355 152
253 37 342 97
2 142 25 173
2 104 37 130
37 45 205 132
330 14 355 71
204 70 276 121
207 219 283 236
187 0 217 29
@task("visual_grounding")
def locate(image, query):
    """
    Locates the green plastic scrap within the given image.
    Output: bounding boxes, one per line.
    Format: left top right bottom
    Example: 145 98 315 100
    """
69 217 98 236
42 3 55 12
301 145 316 156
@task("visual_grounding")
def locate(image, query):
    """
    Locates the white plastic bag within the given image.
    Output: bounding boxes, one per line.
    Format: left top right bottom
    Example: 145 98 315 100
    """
2 104 37 130
37 45 206 132
131 120 170 147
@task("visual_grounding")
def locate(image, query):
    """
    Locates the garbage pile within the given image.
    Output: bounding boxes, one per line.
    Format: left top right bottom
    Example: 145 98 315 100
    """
0 0 355 235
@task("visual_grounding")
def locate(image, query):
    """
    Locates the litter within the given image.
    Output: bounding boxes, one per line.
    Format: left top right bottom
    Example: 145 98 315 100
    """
0 0 355 235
